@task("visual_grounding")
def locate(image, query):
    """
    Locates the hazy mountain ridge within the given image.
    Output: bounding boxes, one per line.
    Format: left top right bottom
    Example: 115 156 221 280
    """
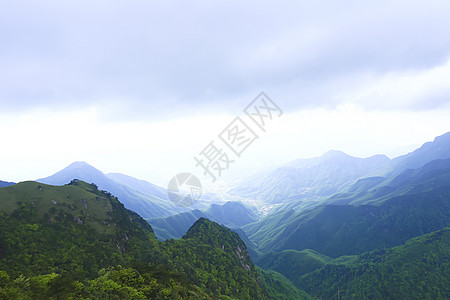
106 172 168 200
229 151 391 205
325 156 450 206
229 132 450 211
0 181 14 188
386 131 450 176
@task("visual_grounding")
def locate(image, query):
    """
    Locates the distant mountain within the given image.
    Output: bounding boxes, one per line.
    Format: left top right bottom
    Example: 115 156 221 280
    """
386 131 450 176
37 161 186 219
149 201 259 240
325 157 450 206
231 132 450 215
150 209 206 240
204 201 260 227
106 172 167 200
229 150 390 205
0 180 14 188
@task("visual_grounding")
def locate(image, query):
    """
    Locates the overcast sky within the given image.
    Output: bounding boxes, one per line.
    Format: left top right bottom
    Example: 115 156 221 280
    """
1 0 450 186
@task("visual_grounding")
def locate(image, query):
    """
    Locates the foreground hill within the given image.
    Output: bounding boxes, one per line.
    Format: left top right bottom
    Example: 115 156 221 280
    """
0 181 307 299
0 180 158 277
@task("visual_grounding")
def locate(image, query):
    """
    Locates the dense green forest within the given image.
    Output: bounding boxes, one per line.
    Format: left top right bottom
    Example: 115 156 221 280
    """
0 181 306 299
257 228 450 299
297 228 450 299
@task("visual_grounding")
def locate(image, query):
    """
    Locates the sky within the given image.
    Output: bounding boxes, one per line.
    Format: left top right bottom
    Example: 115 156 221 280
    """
1 0 450 187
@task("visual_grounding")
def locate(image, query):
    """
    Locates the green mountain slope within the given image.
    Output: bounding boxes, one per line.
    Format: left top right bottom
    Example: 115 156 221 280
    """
0 180 157 278
244 185 450 257
257 249 333 278
297 228 450 299
0 181 309 299
258 268 313 300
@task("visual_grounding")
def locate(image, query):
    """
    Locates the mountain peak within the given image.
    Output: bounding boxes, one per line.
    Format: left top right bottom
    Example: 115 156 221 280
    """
63 161 97 171
321 150 351 159
183 218 254 271
184 218 244 247
38 161 105 187
389 131 450 173
433 131 450 143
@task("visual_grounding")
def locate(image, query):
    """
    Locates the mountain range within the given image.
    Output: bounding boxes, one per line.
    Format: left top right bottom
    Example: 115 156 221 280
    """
37 161 186 219
239 132 450 250
229 132 450 211
229 150 390 205
2 131 450 298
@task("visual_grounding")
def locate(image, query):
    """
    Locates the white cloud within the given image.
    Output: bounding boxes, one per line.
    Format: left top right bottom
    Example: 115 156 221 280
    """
338 58 450 110
2 0 450 116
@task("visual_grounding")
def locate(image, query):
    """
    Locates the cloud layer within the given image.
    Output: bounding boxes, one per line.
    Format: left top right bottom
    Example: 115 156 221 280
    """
2 0 450 119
